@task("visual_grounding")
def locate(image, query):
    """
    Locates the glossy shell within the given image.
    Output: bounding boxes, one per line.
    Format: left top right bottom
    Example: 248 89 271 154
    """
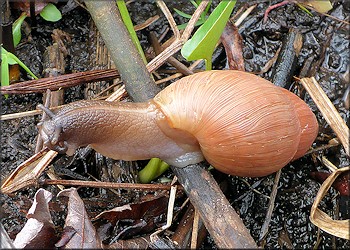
154 70 318 177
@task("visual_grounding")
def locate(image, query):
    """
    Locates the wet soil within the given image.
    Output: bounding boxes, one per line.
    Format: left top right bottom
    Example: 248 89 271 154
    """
1 1 349 248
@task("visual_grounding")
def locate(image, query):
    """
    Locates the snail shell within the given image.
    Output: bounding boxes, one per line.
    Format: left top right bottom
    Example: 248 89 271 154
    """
154 70 318 176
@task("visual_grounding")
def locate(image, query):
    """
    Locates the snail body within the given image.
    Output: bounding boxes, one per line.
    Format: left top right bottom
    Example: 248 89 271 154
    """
38 70 318 177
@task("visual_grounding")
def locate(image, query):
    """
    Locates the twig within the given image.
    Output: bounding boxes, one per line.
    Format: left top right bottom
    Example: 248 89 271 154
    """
320 156 338 172
146 1 209 73
134 15 160 31
156 0 180 38
1 109 43 121
191 209 200 249
172 165 257 248
259 169 282 241
85 0 160 101
304 140 340 155
150 32 193 76
0 69 119 94
233 4 257 27
41 179 181 191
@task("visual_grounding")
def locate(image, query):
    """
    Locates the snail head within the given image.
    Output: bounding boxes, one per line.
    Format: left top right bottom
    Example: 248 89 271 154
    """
37 104 68 154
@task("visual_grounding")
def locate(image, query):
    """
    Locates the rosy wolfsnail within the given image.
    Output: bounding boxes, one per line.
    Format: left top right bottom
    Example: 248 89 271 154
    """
38 70 318 177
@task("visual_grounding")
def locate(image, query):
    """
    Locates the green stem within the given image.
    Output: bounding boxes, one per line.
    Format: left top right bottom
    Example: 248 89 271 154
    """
205 57 212 71
139 158 170 183
116 0 148 64
84 0 159 102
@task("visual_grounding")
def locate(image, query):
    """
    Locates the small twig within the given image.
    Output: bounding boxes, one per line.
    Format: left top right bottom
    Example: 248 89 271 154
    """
146 1 209 73
134 15 160 31
233 4 257 27
305 139 340 155
155 73 183 85
320 156 338 172
46 166 65 191
236 178 270 200
182 0 209 41
105 84 126 102
191 209 200 249
0 69 119 94
41 179 182 191
156 0 180 38
302 5 350 25
150 32 193 76
253 47 281 74
1 109 43 121
259 170 282 241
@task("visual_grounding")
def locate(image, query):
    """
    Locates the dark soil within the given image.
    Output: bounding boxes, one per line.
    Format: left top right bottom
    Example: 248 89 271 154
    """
1 0 349 249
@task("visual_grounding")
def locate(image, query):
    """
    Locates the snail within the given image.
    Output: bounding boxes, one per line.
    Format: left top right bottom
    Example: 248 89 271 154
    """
38 70 318 177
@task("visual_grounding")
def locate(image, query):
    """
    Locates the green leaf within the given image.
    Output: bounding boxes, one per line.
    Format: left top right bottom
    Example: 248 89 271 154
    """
8 53 38 79
116 0 147 64
174 8 193 19
190 0 199 8
2 47 38 80
40 3 62 22
181 1 236 70
1 47 17 65
1 51 10 87
12 12 27 47
177 19 205 30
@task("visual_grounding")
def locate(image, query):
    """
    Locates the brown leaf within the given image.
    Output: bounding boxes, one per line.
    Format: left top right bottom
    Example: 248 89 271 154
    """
13 188 58 249
57 188 103 248
220 21 245 71
1 148 57 194
310 167 350 240
93 195 168 239
93 195 168 224
54 226 77 248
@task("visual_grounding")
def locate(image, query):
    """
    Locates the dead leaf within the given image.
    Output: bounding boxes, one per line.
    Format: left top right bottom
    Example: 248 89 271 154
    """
93 195 168 240
220 21 245 71
13 188 58 249
310 167 350 240
1 148 57 194
57 188 103 248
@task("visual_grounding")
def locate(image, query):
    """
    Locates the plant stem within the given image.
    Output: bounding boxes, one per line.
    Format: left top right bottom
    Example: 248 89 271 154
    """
84 0 160 102
116 0 148 64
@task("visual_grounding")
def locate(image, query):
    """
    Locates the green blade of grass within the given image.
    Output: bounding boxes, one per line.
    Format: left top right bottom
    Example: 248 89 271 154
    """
116 0 147 64
181 1 236 69
177 19 205 30
7 52 38 79
174 8 193 19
